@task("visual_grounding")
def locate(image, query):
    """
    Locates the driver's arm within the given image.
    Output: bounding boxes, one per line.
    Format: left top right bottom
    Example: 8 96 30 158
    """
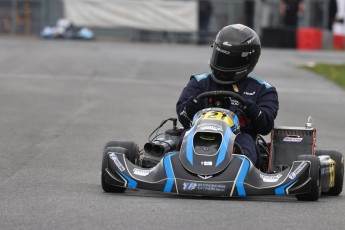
244 87 279 135
176 78 204 128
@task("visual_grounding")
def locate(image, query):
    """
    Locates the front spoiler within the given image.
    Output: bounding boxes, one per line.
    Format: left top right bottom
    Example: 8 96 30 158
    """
104 151 312 197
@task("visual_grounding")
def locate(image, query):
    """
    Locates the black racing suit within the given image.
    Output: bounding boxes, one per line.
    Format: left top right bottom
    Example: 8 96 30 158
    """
176 72 279 165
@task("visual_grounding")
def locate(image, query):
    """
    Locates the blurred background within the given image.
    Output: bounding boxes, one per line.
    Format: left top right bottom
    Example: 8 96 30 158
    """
0 0 344 49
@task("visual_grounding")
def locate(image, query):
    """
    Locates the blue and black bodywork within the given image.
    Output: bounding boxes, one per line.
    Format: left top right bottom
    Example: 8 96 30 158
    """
102 104 314 198
104 150 312 197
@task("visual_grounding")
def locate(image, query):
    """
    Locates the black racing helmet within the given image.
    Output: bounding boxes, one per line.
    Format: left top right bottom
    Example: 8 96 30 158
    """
209 24 261 84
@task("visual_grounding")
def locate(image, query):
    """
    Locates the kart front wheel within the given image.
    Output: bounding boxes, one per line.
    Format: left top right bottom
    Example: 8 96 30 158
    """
104 141 139 165
315 150 344 196
101 147 127 193
296 155 321 201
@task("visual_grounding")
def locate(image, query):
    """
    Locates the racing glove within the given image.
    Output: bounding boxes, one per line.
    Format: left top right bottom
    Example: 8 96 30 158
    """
185 96 203 118
179 96 203 128
243 100 262 122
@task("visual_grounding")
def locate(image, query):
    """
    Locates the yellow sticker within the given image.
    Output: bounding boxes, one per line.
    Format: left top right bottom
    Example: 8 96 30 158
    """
329 159 335 187
198 111 234 127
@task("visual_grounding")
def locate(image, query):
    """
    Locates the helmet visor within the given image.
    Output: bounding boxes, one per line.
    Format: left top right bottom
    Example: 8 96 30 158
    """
210 46 251 71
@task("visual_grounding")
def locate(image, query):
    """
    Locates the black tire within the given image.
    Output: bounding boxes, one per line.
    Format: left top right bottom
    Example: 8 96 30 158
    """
315 150 344 196
101 147 127 193
104 141 139 165
296 155 321 201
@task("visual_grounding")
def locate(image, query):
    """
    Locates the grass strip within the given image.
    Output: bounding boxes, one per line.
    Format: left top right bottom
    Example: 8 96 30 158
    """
302 63 345 88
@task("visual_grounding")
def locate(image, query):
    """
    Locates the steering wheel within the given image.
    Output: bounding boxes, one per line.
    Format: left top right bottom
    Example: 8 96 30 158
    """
194 91 249 128
194 91 247 106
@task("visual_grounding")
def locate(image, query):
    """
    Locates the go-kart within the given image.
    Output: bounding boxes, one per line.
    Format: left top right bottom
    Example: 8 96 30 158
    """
40 18 94 40
101 91 344 201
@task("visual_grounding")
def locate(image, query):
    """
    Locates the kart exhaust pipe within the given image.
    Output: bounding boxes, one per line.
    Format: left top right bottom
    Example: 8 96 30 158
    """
144 142 155 154
144 138 176 156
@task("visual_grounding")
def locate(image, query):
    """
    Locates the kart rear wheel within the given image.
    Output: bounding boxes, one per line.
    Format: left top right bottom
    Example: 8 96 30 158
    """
315 150 344 196
101 147 127 193
104 141 139 165
296 155 321 201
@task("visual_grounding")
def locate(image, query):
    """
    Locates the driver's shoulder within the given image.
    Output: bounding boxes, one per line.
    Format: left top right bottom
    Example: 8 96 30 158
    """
191 72 212 82
246 75 275 90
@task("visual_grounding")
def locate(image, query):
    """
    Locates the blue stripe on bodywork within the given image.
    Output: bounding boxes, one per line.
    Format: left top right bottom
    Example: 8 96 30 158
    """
216 127 232 167
275 179 297 195
164 152 177 192
192 113 199 123
236 156 250 196
118 171 137 188
186 127 195 165
232 115 239 131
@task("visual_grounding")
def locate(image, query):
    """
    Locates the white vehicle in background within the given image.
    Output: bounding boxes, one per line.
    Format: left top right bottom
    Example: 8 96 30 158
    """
40 18 94 40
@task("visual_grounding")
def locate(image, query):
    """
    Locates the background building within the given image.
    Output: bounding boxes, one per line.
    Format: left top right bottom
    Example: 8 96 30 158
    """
0 0 338 49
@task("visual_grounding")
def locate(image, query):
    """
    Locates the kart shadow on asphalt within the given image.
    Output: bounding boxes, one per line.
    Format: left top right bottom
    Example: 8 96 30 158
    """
101 189 335 203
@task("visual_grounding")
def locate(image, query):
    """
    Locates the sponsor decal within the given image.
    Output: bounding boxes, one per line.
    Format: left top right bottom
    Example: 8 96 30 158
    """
133 168 152 176
223 41 232 47
246 36 256 44
182 182 226 192
216 46 230 55
198 123 221 129
183 182 197 191
198 122 222 128
289 162 308 179
201 161 213 166
260 174 282 183
231 100 239 106
109 153 126 172
199 125 222 132
243 91 256 96
283 136 303 142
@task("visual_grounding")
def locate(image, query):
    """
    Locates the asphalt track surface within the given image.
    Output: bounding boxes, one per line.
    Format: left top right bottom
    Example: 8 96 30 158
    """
0 38 344 230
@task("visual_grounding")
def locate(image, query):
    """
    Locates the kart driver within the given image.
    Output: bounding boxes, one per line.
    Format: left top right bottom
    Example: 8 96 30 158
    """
176 24 279 165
